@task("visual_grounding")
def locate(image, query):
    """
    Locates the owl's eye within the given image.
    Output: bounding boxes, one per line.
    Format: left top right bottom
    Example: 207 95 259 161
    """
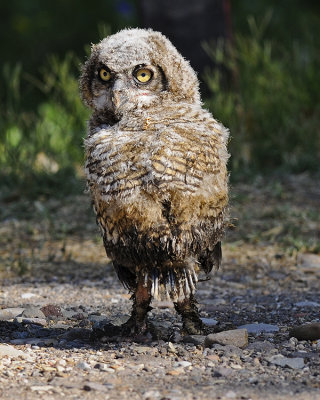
99 68 111 82
134 68 153 83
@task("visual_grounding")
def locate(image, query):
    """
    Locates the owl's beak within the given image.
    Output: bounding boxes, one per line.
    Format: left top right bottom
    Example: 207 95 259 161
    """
111 79 128 113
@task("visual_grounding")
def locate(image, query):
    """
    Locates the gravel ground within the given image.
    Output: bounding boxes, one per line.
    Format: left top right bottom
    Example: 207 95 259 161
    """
0 174 319 399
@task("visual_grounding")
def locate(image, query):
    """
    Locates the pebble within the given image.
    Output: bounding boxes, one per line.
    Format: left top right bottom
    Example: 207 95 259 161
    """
14 317 47 326
30 385 54 392
295 301 320 307
21 293 37 299
297 252 320 270
290 323 320 341
0 308 25 320
237 323 279 335
266 354 304 369
20 306 45 319
182 335 206 346
204 329 248 349
0 344 28 358
201 317 218 326
76 361 91 371
174 361 192 368
83 381 113 392
40 304 63 318
247 341 275 352
10 337 58 346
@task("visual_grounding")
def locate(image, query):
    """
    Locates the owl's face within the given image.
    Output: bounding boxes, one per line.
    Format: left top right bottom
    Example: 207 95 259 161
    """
80 28 201 121
88 61 167 119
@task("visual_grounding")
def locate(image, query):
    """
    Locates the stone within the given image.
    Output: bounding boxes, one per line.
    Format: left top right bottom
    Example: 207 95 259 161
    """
76 361 91 370
290 323 320 341
0 344 28 358
247 341 275 352
41 304 63 318
237 323 279 335
201 317 218 326
21 292 37 299
204 329 248 349
182 335 206 346
174 361 192 368
295 301 320 307
31 385 54 392
15 317 47 326
20 306 45 319
297 253 320 271
83 381 112 392
266 354 304 369
0 308 25 320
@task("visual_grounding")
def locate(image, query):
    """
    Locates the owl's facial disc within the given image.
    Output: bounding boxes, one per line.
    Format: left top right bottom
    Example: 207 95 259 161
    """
92 63 164 117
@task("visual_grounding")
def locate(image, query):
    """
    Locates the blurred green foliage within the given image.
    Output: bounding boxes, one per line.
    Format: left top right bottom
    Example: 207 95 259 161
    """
0 1 319 198
204 8 320 173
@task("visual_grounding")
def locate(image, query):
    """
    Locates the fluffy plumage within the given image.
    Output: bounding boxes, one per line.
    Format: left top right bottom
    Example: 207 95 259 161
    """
80 28 229 335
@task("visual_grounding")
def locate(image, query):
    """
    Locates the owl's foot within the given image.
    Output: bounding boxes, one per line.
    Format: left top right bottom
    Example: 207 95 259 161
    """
91 316 151 341
92 276 152 341
174 296 207 335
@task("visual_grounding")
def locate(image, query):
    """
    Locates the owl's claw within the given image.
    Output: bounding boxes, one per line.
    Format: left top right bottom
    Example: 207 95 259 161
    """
91 317 151 341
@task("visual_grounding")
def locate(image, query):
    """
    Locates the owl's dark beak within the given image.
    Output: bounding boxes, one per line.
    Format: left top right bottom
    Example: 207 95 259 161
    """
111 79 128 113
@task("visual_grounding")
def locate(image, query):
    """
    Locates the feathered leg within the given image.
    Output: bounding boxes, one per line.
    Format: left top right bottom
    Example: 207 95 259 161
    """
120 277 152 335
174 294 204 335
92 274 152 340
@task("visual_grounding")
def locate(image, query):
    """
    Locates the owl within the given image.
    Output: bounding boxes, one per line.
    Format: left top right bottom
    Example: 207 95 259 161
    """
80 28 229 336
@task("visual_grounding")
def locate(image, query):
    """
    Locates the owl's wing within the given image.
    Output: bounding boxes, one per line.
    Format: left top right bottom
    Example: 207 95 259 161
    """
152 117 229 273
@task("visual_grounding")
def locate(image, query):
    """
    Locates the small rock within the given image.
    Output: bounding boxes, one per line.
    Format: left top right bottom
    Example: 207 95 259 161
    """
297 253 320 271
0 308 25 320
0 344 28 358
247 341 275 352
182 335 205 346
10 337 58 346
203 298 226 306
212 367 234 377
83 381 112 392
201 317 218 326
20 306 45 319
225 391 237 399
204 329 248 349
237 323 279 335
94 363 114 372
290 323 320 341
295 301 320 307
21 292 37 299
30 385 54 392
76 361 91 371
166 369 183 376
168 342 177 353
174 361 192 368
266 354 304 369
15 317 47 326
135 346 152 354
41 304 63 318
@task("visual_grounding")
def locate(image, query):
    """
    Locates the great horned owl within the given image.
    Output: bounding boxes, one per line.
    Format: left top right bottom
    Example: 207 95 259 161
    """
80 28 229 336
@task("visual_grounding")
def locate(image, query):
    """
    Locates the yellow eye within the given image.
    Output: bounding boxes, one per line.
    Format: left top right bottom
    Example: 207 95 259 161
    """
99 68 111 82
135 68 153 83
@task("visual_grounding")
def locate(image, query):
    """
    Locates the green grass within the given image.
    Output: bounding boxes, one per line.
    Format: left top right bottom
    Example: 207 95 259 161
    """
204 12 320 174
1 53 88 198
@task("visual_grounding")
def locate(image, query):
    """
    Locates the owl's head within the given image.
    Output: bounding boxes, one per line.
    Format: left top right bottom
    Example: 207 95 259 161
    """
79 28 201 120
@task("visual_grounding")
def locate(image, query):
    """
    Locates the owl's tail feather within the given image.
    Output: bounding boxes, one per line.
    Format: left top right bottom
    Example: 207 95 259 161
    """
149 265 198 302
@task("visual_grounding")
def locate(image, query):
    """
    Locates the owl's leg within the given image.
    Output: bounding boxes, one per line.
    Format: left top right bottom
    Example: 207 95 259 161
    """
92 275 152 340
174 295 204 335
120 277 152 336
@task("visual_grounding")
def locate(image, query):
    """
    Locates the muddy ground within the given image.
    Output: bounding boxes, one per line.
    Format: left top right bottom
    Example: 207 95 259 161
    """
0 174 319 399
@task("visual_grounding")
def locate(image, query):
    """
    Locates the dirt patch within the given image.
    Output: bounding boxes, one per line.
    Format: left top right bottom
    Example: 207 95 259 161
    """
0 174 319 399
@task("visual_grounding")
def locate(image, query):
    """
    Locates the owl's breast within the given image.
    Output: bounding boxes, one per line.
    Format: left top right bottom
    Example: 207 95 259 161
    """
85 118 223 202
